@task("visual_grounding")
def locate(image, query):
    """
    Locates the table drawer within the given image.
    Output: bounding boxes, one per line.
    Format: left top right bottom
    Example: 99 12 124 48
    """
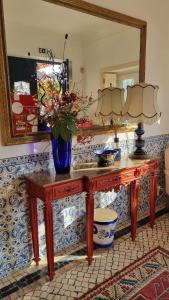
52 180 84 199
141 161 159 175
120 169 136 181
94 173 124 191
90 168 140 192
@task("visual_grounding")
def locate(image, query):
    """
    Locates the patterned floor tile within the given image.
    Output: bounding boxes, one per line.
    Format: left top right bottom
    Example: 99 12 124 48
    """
1 213 169 299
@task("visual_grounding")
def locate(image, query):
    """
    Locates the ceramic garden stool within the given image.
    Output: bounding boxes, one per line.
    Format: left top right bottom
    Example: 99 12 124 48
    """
93 208 118 247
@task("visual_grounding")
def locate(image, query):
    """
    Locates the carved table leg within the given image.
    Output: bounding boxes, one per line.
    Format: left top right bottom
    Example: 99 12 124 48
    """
44 200 55 280
130 180 140 241
86 190 94 265
150 172 157 227
28 196 40 265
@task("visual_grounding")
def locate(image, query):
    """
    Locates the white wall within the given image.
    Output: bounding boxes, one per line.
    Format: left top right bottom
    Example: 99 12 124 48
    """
0 0 169 156
83 28 139 121
84 28 139 98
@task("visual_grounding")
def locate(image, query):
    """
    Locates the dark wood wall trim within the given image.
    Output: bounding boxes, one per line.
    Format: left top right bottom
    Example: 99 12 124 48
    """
43 0 146 28
139 24 147 82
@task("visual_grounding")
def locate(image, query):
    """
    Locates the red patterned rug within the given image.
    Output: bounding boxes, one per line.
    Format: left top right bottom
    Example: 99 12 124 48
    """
78 247 169 300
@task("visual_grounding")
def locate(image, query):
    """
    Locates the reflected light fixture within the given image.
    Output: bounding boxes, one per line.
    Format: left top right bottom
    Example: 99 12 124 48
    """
122 82 161 159
95 86 125 157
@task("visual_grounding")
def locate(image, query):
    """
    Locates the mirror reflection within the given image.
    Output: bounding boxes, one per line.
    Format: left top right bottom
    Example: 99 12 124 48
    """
3 0 140 136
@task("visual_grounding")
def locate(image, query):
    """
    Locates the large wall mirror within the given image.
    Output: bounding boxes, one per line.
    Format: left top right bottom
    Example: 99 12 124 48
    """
0 0 146 145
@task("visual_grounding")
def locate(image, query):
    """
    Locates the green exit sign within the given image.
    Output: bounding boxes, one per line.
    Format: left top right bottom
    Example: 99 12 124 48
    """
39 48 47 54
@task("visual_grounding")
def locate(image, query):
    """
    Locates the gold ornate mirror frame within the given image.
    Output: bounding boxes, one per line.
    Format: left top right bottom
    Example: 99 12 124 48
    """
0 0 147 145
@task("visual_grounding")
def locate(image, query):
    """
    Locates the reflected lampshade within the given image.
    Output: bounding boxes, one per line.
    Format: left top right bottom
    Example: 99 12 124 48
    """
95 87 125 124
122 82 161 124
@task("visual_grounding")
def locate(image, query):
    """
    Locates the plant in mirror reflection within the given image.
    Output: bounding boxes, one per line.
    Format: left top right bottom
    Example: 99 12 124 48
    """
37 89 94 142
36 34 95 142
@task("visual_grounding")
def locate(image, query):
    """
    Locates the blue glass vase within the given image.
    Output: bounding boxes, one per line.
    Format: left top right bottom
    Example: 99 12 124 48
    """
51 134 72 174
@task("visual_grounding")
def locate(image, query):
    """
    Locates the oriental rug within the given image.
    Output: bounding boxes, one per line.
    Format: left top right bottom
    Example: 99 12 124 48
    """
78 247 169 300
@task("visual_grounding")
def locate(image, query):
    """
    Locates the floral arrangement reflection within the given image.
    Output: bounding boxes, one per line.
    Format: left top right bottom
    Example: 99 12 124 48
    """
37 81 94 142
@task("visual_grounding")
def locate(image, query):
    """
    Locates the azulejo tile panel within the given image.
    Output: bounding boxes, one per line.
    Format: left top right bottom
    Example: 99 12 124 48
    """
0 133 169 279
0 153 50 279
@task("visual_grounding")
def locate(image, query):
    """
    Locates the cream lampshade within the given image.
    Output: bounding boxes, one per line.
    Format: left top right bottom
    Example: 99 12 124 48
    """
95 86 124 156
122 82 161 158
95 87 125 124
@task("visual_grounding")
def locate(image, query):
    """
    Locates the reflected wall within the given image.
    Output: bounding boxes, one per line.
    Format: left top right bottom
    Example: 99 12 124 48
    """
3 0 140 135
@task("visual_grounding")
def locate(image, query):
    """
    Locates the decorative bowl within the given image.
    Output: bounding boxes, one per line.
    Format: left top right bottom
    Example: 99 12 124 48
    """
94 149 118 167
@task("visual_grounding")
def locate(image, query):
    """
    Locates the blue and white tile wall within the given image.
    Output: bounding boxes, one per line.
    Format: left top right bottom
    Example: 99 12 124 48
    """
0 133 169 279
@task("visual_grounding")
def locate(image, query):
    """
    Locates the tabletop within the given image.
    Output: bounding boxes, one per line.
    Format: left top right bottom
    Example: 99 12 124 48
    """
25 158 159 188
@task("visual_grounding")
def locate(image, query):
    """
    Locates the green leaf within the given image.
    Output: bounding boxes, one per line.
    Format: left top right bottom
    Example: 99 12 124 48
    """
51 126 60 140
60 125 70 142
67 121 77 134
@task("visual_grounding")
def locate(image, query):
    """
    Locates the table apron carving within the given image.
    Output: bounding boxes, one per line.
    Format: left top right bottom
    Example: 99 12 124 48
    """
87 169 140 192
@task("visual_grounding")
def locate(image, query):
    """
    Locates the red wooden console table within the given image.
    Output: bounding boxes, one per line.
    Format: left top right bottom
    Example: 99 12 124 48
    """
25 158 159 280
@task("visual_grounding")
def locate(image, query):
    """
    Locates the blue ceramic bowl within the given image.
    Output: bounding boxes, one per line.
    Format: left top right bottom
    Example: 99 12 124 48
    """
94 149 118 167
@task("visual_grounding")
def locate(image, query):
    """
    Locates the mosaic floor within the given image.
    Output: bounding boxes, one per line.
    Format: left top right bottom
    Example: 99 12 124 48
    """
1 213 169 300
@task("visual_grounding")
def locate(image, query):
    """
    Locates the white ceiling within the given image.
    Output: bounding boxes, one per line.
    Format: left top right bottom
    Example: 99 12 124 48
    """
3 0 138 39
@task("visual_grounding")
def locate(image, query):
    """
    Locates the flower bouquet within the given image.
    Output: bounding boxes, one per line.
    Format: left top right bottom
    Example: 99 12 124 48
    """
37 76 94 173
38 80 93 140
